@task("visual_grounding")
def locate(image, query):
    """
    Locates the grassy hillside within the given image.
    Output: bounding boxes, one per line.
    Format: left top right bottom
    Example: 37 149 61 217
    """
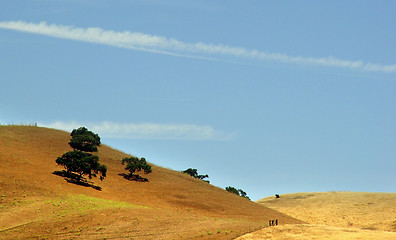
235 192 396 240
257 192 396 232
0 125 301 239
235 224 396 240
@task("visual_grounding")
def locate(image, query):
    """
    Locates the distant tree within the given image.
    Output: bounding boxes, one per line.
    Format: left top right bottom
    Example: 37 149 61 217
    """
56 127 107 182
225 186 250 200
225 186 240 195
238 189 249 199
182 168 209 182
121 156 152 180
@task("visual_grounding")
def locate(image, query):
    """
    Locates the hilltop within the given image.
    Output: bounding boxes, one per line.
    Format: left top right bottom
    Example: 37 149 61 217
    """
0 125 301 239
236 192 396 239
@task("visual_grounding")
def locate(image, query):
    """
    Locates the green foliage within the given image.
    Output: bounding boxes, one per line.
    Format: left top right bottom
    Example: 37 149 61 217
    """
56 127 106 181
238 189 249 199
182 168 209 182
225 186 250 200
56 151 106 180
122 156 152 177
69 127 101 152
225 186 239 195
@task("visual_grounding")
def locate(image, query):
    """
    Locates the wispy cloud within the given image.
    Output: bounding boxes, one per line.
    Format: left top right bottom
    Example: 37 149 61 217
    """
1 20 395 73
40 121 234 141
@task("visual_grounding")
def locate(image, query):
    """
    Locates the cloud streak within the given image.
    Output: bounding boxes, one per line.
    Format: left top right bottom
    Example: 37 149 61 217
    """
0 20 395 73
41 121 234 141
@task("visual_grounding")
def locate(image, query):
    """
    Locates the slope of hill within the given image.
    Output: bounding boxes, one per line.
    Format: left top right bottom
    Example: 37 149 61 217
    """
235 192 396 240
0 125 301 239
257 192 396 232
235 224 396 240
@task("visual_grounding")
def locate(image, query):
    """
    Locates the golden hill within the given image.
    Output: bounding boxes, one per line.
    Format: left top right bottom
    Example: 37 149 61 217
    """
235 192 396 240
0 125 301 239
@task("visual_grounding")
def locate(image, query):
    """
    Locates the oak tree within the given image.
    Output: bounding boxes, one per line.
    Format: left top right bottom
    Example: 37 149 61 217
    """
121 156 152 180
56 127 107 182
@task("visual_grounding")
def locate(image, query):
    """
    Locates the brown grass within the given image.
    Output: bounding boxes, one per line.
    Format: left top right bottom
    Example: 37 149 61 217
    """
235 224 396 240
257 192 396 232
235 192 396 239
0 125 301 239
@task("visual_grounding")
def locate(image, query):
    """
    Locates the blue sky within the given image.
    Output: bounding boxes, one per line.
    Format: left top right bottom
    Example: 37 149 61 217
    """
1 0 395 200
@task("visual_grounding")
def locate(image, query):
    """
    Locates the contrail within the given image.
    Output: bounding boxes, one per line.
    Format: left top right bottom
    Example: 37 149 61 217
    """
1 20 395 73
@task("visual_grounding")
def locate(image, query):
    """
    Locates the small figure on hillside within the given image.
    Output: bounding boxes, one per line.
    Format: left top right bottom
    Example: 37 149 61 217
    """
275 219 278 225
275 194 280 198
269 220 272 226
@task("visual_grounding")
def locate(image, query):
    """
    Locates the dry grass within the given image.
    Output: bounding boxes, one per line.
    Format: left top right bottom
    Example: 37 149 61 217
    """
257 192 396 232
0 125 301 239
235 224 396 240
236 192 396 240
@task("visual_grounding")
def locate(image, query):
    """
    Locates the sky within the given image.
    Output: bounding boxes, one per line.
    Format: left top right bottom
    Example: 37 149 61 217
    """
1 0 395 200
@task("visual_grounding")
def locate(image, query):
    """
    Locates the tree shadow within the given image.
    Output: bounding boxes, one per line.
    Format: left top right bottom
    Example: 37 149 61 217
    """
119 173 149 182
53 170 102 191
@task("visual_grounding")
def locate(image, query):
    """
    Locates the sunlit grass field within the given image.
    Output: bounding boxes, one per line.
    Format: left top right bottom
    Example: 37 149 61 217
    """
236 192 396 239
0 125 301 239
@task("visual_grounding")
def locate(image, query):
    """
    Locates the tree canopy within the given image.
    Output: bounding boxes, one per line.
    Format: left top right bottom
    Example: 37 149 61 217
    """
225 186 250 200
182 168 209 182
56 150 107 180
121 156 152 180
69 127 101 152
56 127 106 182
